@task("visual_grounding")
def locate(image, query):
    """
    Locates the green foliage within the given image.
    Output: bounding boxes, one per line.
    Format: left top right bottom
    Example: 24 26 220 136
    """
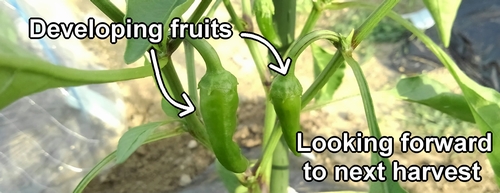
123 0 190 64
1 0 498 192
382 5 500 187
0 54 151 110
389 75 474 123
311 43 346 103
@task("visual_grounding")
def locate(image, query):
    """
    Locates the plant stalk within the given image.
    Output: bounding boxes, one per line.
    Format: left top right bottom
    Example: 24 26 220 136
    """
297 3 322 38
184 41 198 105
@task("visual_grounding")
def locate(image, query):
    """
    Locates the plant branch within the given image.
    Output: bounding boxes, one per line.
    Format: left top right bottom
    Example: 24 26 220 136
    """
184 41 198 105
346 0 399 48
297 2 322 38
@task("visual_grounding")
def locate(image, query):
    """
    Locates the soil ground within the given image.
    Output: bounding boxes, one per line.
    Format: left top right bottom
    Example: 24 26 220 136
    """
65 0 499 192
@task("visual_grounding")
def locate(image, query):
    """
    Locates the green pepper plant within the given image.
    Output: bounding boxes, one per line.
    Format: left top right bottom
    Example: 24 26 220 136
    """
1 0 500 192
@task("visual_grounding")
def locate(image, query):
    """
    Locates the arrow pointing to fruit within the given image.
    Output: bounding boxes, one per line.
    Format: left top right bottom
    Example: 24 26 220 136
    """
149 49 195 118
239 32 292 76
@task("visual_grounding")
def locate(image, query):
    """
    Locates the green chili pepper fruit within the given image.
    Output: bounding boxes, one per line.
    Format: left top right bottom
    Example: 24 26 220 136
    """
254 0 282 47
199 70 249 173
270 75 303 156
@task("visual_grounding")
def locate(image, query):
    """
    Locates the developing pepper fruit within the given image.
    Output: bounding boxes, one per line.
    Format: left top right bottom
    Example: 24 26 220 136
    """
198 66 249 173
270 74 303 156
253 0 282 47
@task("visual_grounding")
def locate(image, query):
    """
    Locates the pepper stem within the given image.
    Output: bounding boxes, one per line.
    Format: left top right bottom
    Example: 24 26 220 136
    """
184 38 225 73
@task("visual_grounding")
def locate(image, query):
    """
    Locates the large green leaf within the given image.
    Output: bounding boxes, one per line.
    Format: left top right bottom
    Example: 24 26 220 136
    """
115 121 165 164
389 75 474 123
123 0 191 64
422 0 462 47
311 43 346 103
0 54 152 110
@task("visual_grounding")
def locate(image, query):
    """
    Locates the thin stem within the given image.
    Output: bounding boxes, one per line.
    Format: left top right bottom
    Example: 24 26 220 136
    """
223 0 246 31
184 38 224 72
241 0 254 33
270 138 289 193
167 0 213 56
342 51 406 193
297 5 322 38
222 0 270 93
260 97 276 185
350 0 399 48
262 98 276 150
90 0 125 23
285 30 341 74
184 41 198 105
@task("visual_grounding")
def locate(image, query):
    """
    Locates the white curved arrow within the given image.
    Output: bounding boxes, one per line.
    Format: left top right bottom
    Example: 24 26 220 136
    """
149 49 195 118
239 32 292 76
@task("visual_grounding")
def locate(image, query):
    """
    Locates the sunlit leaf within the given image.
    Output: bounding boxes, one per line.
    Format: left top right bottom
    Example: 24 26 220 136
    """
389 75 474 123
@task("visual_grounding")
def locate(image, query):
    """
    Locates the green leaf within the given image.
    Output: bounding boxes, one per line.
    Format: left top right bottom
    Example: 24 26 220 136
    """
115 121 165 164
341 47 407 193
422 0 461 47
311 43 346 103
215 159 241 193
389 75 474 123
123 0 188 64
0 54 151 110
